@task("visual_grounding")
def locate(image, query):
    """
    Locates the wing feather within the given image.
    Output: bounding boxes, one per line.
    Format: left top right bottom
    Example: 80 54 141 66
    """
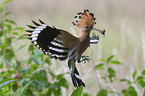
26 20 73 60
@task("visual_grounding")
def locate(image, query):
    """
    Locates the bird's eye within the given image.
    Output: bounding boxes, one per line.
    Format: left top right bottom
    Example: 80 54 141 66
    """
85 26 88 28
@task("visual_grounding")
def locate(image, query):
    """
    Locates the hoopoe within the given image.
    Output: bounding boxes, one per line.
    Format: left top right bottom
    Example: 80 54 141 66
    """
26 9 105 87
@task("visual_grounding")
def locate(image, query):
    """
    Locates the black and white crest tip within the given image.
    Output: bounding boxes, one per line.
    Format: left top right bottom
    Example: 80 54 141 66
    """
90 34 99 44
26 19 68 61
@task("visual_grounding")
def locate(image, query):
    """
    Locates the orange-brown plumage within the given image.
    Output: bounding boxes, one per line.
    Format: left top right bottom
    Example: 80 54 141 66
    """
73 9 96 30
73 9 97 57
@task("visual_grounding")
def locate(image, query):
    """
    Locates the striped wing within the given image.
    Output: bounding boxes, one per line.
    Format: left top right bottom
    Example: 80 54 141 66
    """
26 19 69 60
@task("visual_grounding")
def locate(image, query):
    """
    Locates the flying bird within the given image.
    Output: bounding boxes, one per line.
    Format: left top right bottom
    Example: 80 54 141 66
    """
26 9 105 87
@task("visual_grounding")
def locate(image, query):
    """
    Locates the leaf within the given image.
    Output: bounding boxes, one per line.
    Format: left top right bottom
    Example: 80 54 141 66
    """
21 68 31 73
17 79 24 86
31 56 41 65
97 59 105 62
0 80 14 88
110 60 121 65
45 88 53 96
4 19 16 25
5 24 12 31
19 81 32 96
17 35 26 40
0 90 4 96
2 85 10 94
142 70 145 75
120 79 132 85
139 80 145 87
97 89 107 96
5 49 14 61
30 64 38 71
40 54 44 61
108 68 115 75
71 86 83 96
136 76 144 81
49 70 56 80
0 56 4 68
56 72 69 79
133 70 137 79
83 93 89 96
0 6 4 13
12 32 19 35
55 78 68 88
108 68 115 82
120 79 129 82
4 12 12 16
13 27 24 32
34 80 47 87
31 73 47 83
122 86 137 96
3 0 13 5
28 45 35 53
107 55 114 64
18 44 26 50
95 63 104 69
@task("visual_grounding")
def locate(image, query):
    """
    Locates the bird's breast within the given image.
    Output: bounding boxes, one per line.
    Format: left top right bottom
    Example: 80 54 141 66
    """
77 37 90 58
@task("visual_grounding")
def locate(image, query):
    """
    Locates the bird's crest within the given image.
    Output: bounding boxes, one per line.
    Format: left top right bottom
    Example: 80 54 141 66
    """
72 9 96 28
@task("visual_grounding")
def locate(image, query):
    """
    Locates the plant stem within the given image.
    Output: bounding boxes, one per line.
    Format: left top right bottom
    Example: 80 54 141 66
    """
0 5 20 73
90 53 105 96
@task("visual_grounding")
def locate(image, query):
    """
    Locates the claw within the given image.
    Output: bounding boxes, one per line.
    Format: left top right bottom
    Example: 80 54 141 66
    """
77 55 90 63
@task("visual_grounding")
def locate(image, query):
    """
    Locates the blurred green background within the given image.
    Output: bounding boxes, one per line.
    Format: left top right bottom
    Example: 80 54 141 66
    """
3 0 145 95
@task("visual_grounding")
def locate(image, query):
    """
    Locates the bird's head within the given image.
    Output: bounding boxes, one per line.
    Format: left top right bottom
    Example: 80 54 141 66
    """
72 9 105 36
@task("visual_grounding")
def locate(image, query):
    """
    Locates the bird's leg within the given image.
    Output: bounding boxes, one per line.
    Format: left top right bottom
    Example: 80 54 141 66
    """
77 55 90 63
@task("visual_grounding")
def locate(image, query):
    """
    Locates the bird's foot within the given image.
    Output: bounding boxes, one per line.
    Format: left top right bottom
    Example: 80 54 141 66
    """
77 55 90 64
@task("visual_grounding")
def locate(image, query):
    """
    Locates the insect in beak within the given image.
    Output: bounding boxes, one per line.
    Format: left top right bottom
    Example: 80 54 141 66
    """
92 28 106 36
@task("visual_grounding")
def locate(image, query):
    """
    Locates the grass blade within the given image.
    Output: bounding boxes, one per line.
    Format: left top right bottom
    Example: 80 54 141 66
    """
0 80 14 88
19 81 33 96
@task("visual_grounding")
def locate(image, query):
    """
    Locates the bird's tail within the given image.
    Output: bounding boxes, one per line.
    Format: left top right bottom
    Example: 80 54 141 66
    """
70 67 85 87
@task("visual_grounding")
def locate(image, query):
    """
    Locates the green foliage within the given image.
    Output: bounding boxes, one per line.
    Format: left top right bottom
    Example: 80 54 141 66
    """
108 67 115 82
19 81 32 96
0 79 14 88
94 55 122 95
0 79 15 95
95 63 104 70
133 70 137 79
3 0 13 5
97 89 107 96
1 0 145 96
95 55 121 83
0 0 68 96
83 93 89 96
120 69 145 91
122 86 137 96
142 70 145 75
94 55 145 96
110 60 121 65
71 86 83 96
107 55 114 64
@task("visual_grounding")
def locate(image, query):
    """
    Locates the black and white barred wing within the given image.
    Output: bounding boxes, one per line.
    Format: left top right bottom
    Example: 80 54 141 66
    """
26 20 68 60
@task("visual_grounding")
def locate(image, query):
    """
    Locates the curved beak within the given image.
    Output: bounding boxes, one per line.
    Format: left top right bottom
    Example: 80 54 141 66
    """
92 28 106 36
